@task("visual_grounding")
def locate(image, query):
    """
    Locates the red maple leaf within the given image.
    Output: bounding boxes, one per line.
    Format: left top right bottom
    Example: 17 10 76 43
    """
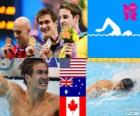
68 99 78 112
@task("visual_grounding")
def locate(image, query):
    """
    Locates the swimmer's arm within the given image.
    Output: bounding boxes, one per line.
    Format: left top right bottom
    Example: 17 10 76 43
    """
0 75 25 99
0 75 10 96
86 83 97 95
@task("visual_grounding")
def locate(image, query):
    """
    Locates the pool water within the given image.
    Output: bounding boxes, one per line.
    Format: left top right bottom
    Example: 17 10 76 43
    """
0 97 10 116
87 62 140 116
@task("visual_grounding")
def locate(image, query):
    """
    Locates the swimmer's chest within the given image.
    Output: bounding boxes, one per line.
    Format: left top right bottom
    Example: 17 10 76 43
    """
10 96 57 116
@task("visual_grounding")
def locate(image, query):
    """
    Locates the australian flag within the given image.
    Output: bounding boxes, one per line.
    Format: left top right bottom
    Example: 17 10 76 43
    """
60 58 86 116
60 77 86 96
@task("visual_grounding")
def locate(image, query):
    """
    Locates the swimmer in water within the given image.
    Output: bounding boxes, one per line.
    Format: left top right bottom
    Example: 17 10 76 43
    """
87 78 135 96
95 17 133 36
0 58 59 116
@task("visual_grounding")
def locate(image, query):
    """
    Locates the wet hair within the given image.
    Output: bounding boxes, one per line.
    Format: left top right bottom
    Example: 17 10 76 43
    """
36 7 58 23
121 78 134 91
60 1 82 20
19 58 48 85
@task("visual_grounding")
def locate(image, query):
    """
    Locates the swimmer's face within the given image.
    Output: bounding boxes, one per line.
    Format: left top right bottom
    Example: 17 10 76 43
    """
59 9 78 29
13 23 29 45
38 14 57 40
28 63 49 91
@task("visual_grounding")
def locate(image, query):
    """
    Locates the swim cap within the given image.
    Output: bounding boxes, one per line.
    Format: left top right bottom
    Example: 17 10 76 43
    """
121 78 134 91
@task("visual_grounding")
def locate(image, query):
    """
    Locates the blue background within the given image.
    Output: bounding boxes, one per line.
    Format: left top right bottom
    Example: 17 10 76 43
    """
88 0 140 57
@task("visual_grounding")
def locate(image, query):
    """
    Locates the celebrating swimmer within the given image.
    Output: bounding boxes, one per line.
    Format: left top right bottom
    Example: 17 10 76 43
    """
0 58 59 116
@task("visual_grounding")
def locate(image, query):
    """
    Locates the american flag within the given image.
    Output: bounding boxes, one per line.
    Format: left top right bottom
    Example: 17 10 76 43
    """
60 58 87 77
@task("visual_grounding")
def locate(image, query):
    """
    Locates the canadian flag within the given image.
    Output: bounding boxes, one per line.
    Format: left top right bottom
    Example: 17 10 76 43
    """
60 96 86 116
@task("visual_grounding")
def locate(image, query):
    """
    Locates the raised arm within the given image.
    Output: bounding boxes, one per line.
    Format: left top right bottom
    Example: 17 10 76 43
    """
0 75 10 96
95 17 121 35
0 74 25 97
86 83 97 95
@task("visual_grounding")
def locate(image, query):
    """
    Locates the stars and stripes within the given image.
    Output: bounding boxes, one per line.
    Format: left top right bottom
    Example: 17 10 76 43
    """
60 58 86 116
60 58 86 77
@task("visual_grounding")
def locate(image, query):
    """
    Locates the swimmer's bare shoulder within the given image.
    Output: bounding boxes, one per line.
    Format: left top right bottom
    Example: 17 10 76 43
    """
96 80 113 88
44 92 59 116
